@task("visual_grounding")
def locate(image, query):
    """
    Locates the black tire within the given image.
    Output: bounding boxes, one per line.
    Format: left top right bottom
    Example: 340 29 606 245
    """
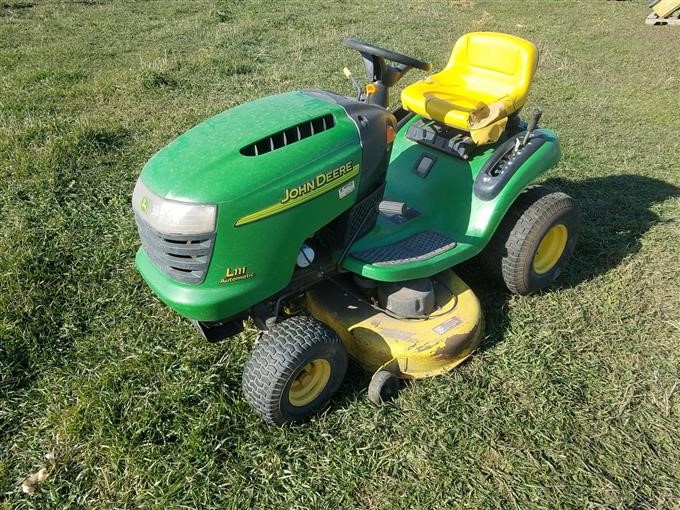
367 370 400 405
482 185 580 295
242 315 347 425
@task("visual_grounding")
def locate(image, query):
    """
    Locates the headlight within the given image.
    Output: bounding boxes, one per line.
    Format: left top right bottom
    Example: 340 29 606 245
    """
132 180 216 235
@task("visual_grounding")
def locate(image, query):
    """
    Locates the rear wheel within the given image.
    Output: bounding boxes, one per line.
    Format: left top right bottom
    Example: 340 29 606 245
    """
242 315 347 425
482 185 580 294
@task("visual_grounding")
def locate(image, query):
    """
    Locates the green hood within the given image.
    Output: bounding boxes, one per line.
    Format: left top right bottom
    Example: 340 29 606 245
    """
139 91 356 204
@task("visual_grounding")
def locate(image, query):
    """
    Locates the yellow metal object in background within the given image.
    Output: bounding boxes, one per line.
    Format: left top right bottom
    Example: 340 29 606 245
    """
288 359 331 407
401 32 538 144
307 271 483 379
651 0 680 17
533 224 568 274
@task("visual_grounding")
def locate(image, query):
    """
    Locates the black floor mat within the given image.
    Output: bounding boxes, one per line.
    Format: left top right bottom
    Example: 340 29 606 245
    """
351 231 456 266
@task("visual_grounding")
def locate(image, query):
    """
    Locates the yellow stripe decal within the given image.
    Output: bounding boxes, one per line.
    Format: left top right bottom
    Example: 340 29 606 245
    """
235 163 359 226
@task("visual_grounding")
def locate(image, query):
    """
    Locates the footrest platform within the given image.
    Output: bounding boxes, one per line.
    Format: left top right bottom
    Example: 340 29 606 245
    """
351 231 456 266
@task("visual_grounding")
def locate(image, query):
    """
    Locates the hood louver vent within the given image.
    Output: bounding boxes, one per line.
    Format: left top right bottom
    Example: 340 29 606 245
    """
240 114 336 157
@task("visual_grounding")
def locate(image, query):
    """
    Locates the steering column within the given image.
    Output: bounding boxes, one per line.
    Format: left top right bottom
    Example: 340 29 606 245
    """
344 39 432 109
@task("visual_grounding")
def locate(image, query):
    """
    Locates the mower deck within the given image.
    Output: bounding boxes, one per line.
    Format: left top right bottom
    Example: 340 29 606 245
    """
306 270 483 379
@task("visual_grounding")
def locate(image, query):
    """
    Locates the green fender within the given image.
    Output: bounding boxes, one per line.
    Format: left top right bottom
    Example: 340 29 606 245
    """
341 119 561 282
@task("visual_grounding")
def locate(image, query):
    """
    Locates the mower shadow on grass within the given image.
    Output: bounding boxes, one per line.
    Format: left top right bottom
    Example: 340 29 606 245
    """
542 174 680 289
331 361 375 411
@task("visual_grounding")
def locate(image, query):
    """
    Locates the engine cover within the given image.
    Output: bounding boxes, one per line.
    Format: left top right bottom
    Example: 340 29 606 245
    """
378 278 436 318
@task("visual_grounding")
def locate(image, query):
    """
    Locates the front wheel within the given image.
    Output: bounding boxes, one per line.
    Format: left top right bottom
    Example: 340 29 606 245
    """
482 185 581 295
242 315 348 425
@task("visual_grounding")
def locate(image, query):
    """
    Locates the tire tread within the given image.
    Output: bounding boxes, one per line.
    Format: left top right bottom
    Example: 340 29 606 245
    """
242 315 345 425
482 185 580 294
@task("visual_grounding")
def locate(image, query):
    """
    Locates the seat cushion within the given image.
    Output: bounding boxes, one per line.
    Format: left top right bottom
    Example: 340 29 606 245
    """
401 79 495 130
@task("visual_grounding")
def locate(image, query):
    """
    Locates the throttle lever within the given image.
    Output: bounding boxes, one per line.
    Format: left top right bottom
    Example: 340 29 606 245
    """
343 67 365 101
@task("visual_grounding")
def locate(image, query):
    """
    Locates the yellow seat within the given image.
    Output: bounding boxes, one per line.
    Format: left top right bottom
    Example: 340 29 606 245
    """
401 32 538 145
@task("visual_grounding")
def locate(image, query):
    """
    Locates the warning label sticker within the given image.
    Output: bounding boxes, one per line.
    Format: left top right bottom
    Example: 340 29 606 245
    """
433 317 462 335
338 180 355 199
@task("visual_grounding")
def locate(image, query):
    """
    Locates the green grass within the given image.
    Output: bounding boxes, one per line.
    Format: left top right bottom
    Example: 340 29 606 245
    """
1 0 679 508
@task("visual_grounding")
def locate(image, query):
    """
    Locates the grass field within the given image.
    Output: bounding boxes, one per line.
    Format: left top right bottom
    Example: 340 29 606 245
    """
1 0 679 508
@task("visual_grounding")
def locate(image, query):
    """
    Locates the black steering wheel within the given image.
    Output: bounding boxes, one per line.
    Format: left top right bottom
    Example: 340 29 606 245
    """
344 38 431 108
344 39 432 72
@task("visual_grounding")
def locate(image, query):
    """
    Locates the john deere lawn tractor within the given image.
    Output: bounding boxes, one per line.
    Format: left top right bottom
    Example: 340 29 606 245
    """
133 32 580 425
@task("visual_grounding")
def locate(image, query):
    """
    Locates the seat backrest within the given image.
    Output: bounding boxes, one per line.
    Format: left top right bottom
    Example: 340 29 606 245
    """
443 32 538 109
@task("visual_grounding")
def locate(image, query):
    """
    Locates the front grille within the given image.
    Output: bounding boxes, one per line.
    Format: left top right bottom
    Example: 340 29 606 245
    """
135 214 214 285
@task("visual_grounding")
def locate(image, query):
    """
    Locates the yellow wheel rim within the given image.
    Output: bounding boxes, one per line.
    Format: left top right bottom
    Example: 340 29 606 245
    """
288 359 331 407
533 224 568 274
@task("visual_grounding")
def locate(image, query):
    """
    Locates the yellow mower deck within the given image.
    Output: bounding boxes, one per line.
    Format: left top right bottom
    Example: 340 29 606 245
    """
307 270 483 379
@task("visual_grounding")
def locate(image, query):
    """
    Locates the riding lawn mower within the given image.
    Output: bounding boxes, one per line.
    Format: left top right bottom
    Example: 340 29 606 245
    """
132 32 580 425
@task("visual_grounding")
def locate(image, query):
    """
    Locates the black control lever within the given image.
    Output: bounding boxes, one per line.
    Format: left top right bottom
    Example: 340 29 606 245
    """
522 108 542 146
